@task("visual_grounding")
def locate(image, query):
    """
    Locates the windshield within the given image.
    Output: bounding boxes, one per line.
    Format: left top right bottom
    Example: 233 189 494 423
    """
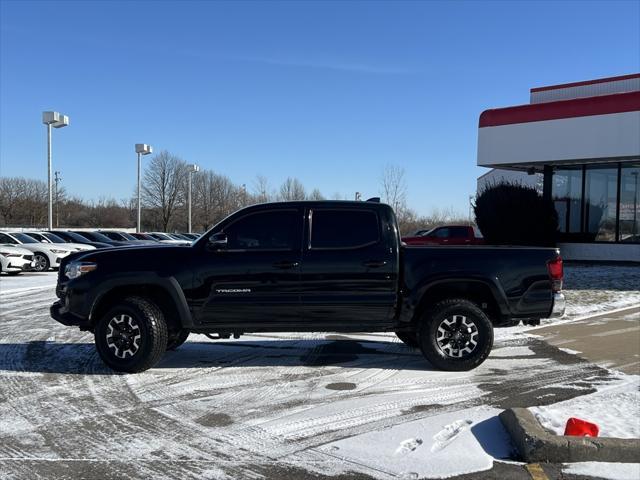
59 231 89 243
13 233 38 244
118 232 138 241
80 231 113 242
152 233 172 240
43 233 66 243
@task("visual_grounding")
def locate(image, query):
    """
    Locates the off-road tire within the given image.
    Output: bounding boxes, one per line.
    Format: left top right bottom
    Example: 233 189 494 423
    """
418 298 493 371
95 296 168 373
395 330 420 349
166 329 190 350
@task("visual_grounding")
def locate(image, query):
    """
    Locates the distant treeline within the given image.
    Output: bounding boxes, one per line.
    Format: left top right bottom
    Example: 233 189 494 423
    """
0 152 466 234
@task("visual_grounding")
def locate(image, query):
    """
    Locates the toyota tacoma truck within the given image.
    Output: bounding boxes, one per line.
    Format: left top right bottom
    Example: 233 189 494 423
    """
51 200 565 373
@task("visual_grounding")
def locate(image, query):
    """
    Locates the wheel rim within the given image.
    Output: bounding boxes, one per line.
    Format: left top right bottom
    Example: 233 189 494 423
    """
436 314 479 358
106 314 142 359
34 254 47 271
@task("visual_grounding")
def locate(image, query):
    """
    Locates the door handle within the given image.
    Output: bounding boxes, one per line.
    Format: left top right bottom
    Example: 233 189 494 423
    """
272 261 300 269
363 260 387 268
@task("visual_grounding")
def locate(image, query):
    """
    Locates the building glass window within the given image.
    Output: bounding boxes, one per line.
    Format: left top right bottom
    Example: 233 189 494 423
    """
552 167 583 234
619 163 640 243
584 166 618 242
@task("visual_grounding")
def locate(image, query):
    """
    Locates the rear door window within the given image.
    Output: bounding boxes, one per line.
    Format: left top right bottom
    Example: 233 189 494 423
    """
449 227 469 239
310 209 379 249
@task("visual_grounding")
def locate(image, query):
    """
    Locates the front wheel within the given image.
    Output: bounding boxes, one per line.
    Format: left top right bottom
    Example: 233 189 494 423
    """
33 253 50 272
94 296 168 373
418 298 493 371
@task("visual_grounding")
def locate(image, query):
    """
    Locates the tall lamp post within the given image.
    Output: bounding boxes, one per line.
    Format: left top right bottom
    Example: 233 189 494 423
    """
135 144 153 232
42 111 69 229
54 171 62 228
188 164 200 233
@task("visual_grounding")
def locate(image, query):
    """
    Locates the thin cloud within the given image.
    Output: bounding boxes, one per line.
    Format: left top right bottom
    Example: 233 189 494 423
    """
232 55 416 75
179 49 416 75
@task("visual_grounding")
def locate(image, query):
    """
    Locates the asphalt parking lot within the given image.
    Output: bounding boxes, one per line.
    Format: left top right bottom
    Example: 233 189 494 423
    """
3 272 636 479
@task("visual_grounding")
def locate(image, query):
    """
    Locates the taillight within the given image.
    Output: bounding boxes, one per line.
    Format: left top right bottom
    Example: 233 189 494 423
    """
547 256 563 292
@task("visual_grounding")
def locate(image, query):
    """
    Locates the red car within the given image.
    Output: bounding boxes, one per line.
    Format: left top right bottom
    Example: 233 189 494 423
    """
402 225 484 246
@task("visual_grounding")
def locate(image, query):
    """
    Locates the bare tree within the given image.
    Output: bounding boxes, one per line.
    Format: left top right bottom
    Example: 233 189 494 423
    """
381 165 407 214
308 188 325 201
252 175 272 203
279 177 306 201
0 177 24 225
192 170 239 231
141 151 188 232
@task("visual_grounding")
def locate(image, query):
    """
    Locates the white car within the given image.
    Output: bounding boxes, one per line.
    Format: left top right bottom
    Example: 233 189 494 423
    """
0 244 36 275
24 231 95 252
0 231 74 272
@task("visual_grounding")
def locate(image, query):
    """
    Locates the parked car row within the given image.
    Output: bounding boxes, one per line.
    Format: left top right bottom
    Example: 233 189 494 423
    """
0 229 202 274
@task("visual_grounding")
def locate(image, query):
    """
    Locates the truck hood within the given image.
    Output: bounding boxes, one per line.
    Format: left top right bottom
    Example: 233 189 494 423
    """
61 243 192 274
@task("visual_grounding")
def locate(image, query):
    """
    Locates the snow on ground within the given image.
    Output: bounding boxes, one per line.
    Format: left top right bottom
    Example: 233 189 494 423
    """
0 264 638 479
317 406 512 479
0 271 57 295
530 374 640 439
560 263 640 320
563 462 640 480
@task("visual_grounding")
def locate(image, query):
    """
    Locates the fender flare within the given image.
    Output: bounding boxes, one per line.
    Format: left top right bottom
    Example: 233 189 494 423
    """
406 275 511 323
88 272 194 328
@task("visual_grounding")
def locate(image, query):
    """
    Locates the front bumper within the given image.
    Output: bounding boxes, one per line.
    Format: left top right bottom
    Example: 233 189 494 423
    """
6 258 34 272
50 299 91 328
550 292 566 318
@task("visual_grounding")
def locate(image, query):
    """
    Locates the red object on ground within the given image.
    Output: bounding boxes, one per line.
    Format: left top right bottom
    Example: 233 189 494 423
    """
564 417 600 437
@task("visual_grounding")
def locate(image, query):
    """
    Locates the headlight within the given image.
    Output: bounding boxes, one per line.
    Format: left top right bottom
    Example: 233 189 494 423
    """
0 252 20 257
64 262 97 279
50 249 69 254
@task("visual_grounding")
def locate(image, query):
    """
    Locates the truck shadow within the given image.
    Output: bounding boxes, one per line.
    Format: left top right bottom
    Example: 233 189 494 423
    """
0 338 434 375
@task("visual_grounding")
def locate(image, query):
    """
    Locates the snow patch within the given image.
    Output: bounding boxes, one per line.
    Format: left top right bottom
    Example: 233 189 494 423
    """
530 375 640 439
563 462 640 480
317 407 512 479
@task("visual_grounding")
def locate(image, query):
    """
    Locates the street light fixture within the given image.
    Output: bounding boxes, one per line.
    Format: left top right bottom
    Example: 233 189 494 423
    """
188 164 200 233
135 144 153 232
42 111 69 229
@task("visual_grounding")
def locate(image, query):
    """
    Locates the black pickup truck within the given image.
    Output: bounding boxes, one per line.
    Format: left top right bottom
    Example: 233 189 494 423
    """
51 200 565 373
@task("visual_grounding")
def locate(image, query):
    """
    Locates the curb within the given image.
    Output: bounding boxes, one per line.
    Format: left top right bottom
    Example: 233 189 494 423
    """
499 408 640 463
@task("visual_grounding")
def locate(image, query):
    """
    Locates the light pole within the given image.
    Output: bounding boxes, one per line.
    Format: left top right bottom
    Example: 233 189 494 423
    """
135 144 153 233
54 171 62 227
188 164 200 233
42 111 69 229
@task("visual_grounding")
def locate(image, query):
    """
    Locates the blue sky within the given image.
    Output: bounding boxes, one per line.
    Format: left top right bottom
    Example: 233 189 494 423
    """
1 0 639 215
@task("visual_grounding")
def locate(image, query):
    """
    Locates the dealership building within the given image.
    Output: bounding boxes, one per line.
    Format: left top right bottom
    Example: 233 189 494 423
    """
477 73 640 261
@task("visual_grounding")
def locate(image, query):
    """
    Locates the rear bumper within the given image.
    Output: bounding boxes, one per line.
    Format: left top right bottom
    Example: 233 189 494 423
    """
550 292 566 318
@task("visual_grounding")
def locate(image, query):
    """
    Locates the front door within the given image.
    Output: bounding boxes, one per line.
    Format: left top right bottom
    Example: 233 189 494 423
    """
193 208 303 328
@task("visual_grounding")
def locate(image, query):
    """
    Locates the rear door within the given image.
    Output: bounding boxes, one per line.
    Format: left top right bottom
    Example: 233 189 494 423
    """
300 207 396 327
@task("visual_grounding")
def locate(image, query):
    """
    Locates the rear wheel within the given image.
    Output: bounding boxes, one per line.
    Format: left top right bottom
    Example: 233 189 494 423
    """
166 329 190 350
395 331 419 348
94 296 168 373
33 253 50 272
418 298 493 371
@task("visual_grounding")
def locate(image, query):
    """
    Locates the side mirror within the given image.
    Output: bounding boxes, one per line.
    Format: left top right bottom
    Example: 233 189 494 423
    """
207 232 228 250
